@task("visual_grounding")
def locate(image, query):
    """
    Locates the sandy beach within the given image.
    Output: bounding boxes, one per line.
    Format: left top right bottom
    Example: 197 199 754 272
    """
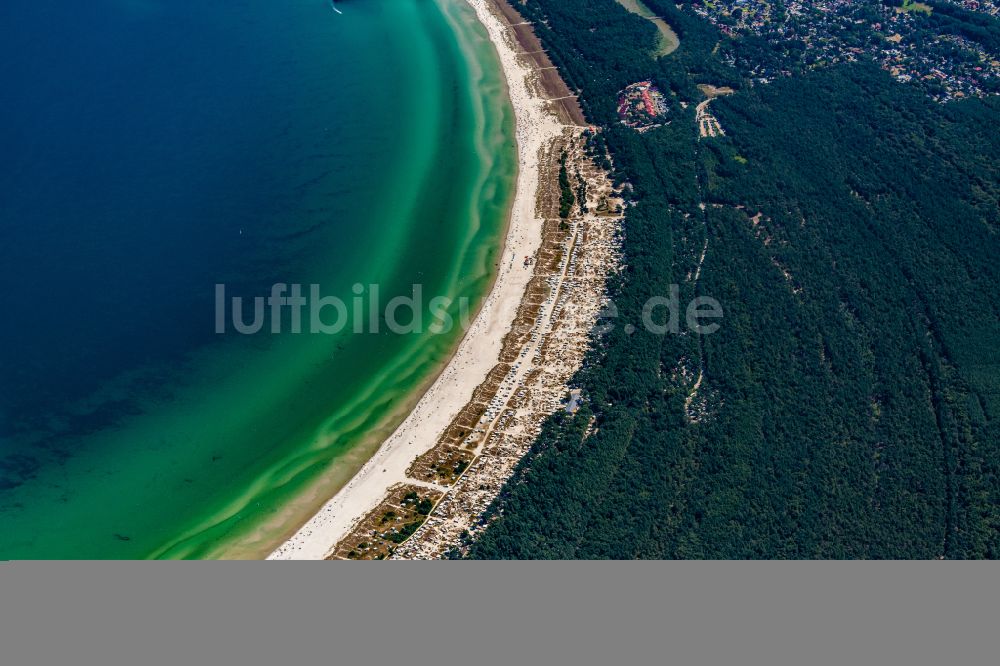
268 0 565 560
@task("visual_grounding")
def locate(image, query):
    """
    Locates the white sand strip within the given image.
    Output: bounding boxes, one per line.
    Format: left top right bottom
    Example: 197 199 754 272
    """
268 0 563 560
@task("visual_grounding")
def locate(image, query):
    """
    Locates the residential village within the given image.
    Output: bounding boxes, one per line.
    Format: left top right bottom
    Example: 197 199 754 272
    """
683 0 1000 101
617 80 671 130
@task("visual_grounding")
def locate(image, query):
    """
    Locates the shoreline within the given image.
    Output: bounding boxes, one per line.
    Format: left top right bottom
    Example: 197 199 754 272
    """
268 0 567 560
204 0 519 560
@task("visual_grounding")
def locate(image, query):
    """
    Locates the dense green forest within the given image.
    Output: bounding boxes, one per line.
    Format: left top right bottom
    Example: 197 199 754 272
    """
466 0 1000 558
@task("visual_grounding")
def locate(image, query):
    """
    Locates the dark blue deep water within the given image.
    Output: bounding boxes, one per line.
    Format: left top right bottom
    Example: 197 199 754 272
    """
3 0 346 419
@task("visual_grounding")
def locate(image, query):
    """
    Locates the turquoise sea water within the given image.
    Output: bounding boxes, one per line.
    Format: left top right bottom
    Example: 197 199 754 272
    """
0 0 516 558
